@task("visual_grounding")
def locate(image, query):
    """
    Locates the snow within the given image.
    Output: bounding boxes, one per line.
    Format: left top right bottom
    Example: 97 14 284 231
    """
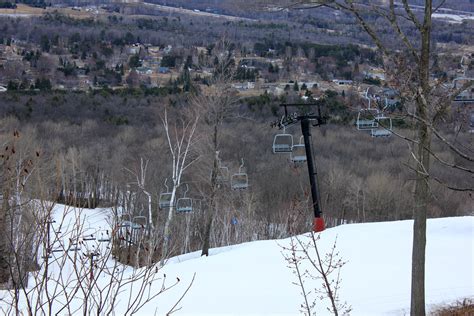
1 204 473 315
157 217 473 315
432 13 474 23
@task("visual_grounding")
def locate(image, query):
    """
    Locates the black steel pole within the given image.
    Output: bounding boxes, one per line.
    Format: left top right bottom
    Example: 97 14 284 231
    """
301 118 325 232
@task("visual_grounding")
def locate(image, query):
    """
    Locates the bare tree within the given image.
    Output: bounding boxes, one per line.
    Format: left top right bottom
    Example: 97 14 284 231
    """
282 233 351 315
125 157 155 234
0 201 194 315
192 39 240 256
160 109 200 266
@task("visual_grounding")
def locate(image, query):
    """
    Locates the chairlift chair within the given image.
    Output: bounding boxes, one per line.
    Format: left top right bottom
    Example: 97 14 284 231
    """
177 184 193 213
50 245 63 253
211 152 230 183
132 216 147 230
371 129 391 137
371 115 393 137
176 198 193 213
272 126 293 154
357 92 381 130
51 248 63 253
216 166 230 183
98 237 111 243
356 108 380 130
159 178 174 209
290 137 307 163
82 235 96 241
159 192 174 209
68 243 81 252
119 214 131 228
231 159 249 190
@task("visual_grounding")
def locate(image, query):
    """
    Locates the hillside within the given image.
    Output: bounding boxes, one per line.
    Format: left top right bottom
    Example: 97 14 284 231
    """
1 203 472 315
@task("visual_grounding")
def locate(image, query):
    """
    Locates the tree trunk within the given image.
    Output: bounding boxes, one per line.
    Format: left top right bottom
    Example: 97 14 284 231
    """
0 187 10 284
160 187 176 266
0 148 14 285
201 212 213 256
411 2 432 314
201 124 219 256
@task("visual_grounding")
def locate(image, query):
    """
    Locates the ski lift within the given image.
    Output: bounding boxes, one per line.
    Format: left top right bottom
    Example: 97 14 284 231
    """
371 114 393 137
177 184 193 213
211 151 230 183
272 124 293 154
356 108 379 130
159 193 173 209
357 90 380 131
290 137 307 163
231 159 249 190
159 179 174 209
51 247 63 253
98 230 110 242
48 243 64 254
217 166 229 183
82 234 96 241
68 242 81 252
132 216 147 230
119 214 131 228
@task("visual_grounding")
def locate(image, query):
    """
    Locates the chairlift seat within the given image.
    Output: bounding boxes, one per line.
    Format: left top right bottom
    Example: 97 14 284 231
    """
132 216 147 230
371 129 392 137
273 134 293 153
290 144 307 163
357 108 380 130
119 214 131 227
176 197 193 213
213 166 230 183
159 192 174 209
231 173 248 190
68 245 81 252
51 247 63 253
371 115 393 137
356 119 378 130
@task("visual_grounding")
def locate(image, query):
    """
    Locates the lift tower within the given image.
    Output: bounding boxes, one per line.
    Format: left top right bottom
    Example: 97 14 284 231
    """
271 102 327 232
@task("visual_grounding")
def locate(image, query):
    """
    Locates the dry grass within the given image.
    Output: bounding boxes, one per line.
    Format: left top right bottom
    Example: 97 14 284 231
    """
431 298 474 316
0 4 102 18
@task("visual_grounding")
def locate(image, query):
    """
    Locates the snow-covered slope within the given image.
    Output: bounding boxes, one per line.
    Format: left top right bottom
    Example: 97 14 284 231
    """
1 204 473 315
157 216 474 315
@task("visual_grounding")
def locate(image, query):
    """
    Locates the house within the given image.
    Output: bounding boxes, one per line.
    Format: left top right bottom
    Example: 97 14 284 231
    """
332 79 353 86
127 46 140 55
300 82 319 89
158 67 170 74
267 86 284 96
232 82 255 91
363 70 386 81
136 66 153 75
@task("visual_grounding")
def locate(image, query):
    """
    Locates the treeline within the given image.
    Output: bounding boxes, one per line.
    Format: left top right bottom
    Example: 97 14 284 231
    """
0 88 470 262
0 2 16 8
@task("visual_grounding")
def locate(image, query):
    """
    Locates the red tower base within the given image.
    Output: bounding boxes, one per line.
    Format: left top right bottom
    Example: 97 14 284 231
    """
313 217 325 232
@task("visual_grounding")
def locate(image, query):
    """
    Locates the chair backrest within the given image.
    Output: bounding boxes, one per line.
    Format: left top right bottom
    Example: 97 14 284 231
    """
132 216 147 229
231 173 248 190
176 197 193 213
273 134 293 153
159 192 173 209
